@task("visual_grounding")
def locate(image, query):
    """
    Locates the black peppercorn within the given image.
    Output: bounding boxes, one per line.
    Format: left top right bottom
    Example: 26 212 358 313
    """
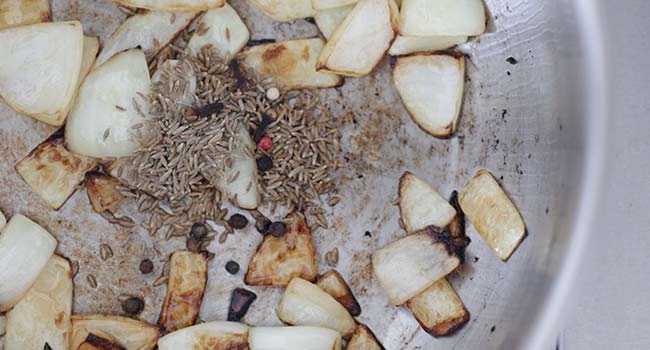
255 217 272 235
256 155 273 172
123 297 144 314
139 259 154 274
190 223 208 240
225 260 240 275
228 214 248 230
268 221 287 237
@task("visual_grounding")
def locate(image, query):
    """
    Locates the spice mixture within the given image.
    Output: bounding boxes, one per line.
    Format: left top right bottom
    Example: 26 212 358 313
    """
114 46 345 241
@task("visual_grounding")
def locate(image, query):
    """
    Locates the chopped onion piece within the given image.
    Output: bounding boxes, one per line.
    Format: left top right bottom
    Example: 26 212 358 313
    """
216 124 261 209
248 0 315 21
388 35 467 56
65 49 151 158
314 5 353 39
316 270 361 316
399 171 457 232
0 21 83 126
85 172 123 212
245 213 317 286
346 324 385 350
372 228 460 305
406 278 469 336
239 38 342 90
399 0 486 36
0 214 57 312
95 11 197 68
0 0 50 30
278 277 356 338
312 0 356 10
316 0 398 77
393 54 464 138
158 322 249 350
187 4 249 61
5 255 72 350
71 315 160 350
159 251 208 334
248 326 342 350
459 169 526 261
80 36 100 83
15 130 97 209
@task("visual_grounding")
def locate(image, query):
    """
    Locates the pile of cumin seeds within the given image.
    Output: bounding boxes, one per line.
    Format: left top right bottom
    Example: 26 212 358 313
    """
116 46 344 238
252 91 344 230
117 47 267 239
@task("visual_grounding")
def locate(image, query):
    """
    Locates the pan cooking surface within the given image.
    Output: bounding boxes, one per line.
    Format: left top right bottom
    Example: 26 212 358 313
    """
0 0 597 348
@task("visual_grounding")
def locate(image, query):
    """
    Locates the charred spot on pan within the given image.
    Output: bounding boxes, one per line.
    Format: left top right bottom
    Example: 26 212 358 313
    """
506 56 518 65
248 38 277 46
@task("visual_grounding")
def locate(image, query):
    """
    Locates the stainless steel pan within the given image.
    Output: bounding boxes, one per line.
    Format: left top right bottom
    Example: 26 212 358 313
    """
0 0 606 348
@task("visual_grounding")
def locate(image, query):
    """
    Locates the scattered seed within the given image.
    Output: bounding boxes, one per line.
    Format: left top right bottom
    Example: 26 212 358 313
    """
70 260 80 278
225 260 240 275
86 274 98 289
325 248 339 267
327 196 341 207
139 259 154 274
100 243 113 261
115 105 126 111
154 275 169 287
218 230 230 244
103 128 110 141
